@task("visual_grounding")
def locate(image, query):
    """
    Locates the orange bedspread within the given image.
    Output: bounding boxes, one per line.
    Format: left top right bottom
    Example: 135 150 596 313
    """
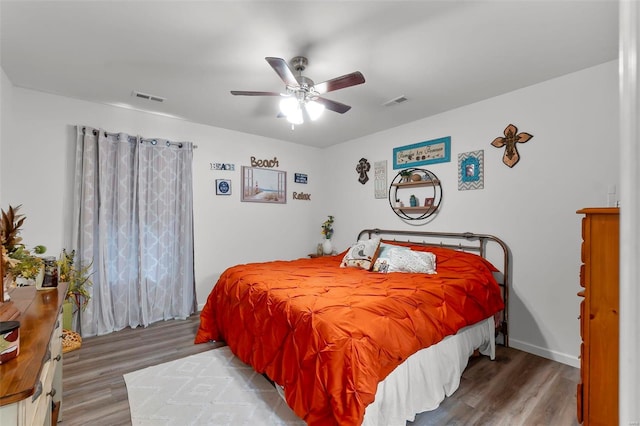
195 245 504 425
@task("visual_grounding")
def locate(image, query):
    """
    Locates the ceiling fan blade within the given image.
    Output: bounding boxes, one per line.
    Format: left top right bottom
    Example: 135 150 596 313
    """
230 90 282 96
265 57 299 88
315 97 352 114
314 71 365 94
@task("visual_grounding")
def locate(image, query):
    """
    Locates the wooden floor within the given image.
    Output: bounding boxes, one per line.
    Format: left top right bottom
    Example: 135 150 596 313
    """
60 315 579 426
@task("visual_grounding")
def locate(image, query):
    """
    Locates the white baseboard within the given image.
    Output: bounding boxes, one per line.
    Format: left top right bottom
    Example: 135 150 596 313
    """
509 338 579 368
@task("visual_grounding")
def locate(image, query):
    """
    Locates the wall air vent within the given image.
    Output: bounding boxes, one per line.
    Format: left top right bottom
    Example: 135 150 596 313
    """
383 95 408 107
132 91 166 103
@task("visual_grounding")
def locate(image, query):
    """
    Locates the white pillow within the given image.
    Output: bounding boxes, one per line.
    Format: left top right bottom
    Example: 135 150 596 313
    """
340 237 382 270
373 246 436 274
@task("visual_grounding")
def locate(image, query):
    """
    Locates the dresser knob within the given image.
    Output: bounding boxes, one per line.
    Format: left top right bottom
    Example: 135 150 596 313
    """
54 354 62 362
47 388 57 398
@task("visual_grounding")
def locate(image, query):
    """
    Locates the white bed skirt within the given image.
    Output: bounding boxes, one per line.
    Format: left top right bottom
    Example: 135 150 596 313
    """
275 317 495 425
363 316 496 426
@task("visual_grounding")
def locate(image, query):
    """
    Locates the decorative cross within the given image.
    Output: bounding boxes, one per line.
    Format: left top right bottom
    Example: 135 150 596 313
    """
356 158 371 184
491 124 533 168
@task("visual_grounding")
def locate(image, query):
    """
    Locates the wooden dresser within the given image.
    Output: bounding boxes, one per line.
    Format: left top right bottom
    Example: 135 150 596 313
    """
576 207 619 425
0 283 67 425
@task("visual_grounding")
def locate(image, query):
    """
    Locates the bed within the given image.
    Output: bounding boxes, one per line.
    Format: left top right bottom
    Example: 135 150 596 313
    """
195 229 509 425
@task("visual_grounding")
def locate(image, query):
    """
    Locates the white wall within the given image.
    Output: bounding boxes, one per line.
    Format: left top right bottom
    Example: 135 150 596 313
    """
0 61 619 366
321 60 619 366
0 67 12 201
0 85 323 308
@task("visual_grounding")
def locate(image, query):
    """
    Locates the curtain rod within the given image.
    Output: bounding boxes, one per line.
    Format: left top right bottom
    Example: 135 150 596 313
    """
82 127 198 149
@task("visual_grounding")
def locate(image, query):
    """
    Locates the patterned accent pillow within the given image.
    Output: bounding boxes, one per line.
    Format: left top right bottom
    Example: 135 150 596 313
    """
371 243 406 272
340 237 382 270
372 246 436 274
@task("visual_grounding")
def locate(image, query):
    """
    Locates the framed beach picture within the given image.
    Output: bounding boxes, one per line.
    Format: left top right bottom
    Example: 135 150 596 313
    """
241 166 287 204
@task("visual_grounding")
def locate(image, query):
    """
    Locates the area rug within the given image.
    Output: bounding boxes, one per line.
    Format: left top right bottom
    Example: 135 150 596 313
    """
123 346 305 425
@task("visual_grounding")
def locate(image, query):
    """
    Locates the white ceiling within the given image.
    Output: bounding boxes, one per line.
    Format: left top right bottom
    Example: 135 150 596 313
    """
0 0 618 148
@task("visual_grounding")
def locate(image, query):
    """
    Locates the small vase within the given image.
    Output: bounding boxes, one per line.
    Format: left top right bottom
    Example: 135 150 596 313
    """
322 238 333 255
3 274 14 301
62 297 74 330
34 265 45 290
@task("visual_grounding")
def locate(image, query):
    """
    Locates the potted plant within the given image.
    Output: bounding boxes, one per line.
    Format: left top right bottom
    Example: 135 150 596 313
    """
320 215 335 255
1 204 47 300
399 170 412 183
10 245 47 286
57 249 93 330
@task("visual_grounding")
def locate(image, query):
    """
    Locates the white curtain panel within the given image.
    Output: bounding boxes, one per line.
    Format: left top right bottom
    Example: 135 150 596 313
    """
73 126 196 337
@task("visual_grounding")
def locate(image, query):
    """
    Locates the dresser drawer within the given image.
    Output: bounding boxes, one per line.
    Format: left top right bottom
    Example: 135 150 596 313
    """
51 314 63 359
579 300 585 339
20 358 53 426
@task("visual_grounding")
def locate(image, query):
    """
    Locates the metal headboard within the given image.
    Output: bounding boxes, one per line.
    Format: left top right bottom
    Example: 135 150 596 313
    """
357 228 510 347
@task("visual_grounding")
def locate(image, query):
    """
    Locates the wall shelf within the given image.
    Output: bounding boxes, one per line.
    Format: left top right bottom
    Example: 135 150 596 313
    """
390 180 441 188
388 168 442 221
393 206 438 213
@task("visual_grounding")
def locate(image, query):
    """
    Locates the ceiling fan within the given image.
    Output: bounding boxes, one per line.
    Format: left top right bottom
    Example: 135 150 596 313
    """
231 56 365 125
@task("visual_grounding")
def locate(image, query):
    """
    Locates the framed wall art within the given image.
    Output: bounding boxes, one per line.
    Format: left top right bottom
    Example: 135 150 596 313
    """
215 179 232 195
393 136 451 169
241 166 287 204
374 160 387 199
458 150 484 191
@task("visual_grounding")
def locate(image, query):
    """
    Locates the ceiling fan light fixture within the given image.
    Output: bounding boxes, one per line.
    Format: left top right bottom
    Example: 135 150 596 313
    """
286 110 303 125
233 56 365 126
279 96 299 117
281 103 303 125
305 100 325 121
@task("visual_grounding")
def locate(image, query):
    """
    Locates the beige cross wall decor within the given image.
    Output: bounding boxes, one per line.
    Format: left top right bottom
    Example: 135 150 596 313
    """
491 124 533 168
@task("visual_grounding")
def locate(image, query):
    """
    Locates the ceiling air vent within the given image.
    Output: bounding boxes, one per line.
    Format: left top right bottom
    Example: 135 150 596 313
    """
383 95 408 107
132 91 166 103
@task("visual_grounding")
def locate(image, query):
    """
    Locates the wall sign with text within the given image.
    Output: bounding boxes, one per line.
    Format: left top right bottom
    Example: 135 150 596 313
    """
294 173 308 184
292 191 311 201
250 156 279 168
210 163 235 171
393 136 451 169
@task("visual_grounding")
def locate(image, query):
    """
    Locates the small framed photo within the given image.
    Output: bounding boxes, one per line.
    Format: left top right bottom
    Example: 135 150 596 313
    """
424 197 435 208
216 179 231 195
458 150 484 190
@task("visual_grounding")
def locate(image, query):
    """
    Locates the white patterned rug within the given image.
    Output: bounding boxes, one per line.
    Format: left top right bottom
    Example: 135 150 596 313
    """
123 346 305 425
